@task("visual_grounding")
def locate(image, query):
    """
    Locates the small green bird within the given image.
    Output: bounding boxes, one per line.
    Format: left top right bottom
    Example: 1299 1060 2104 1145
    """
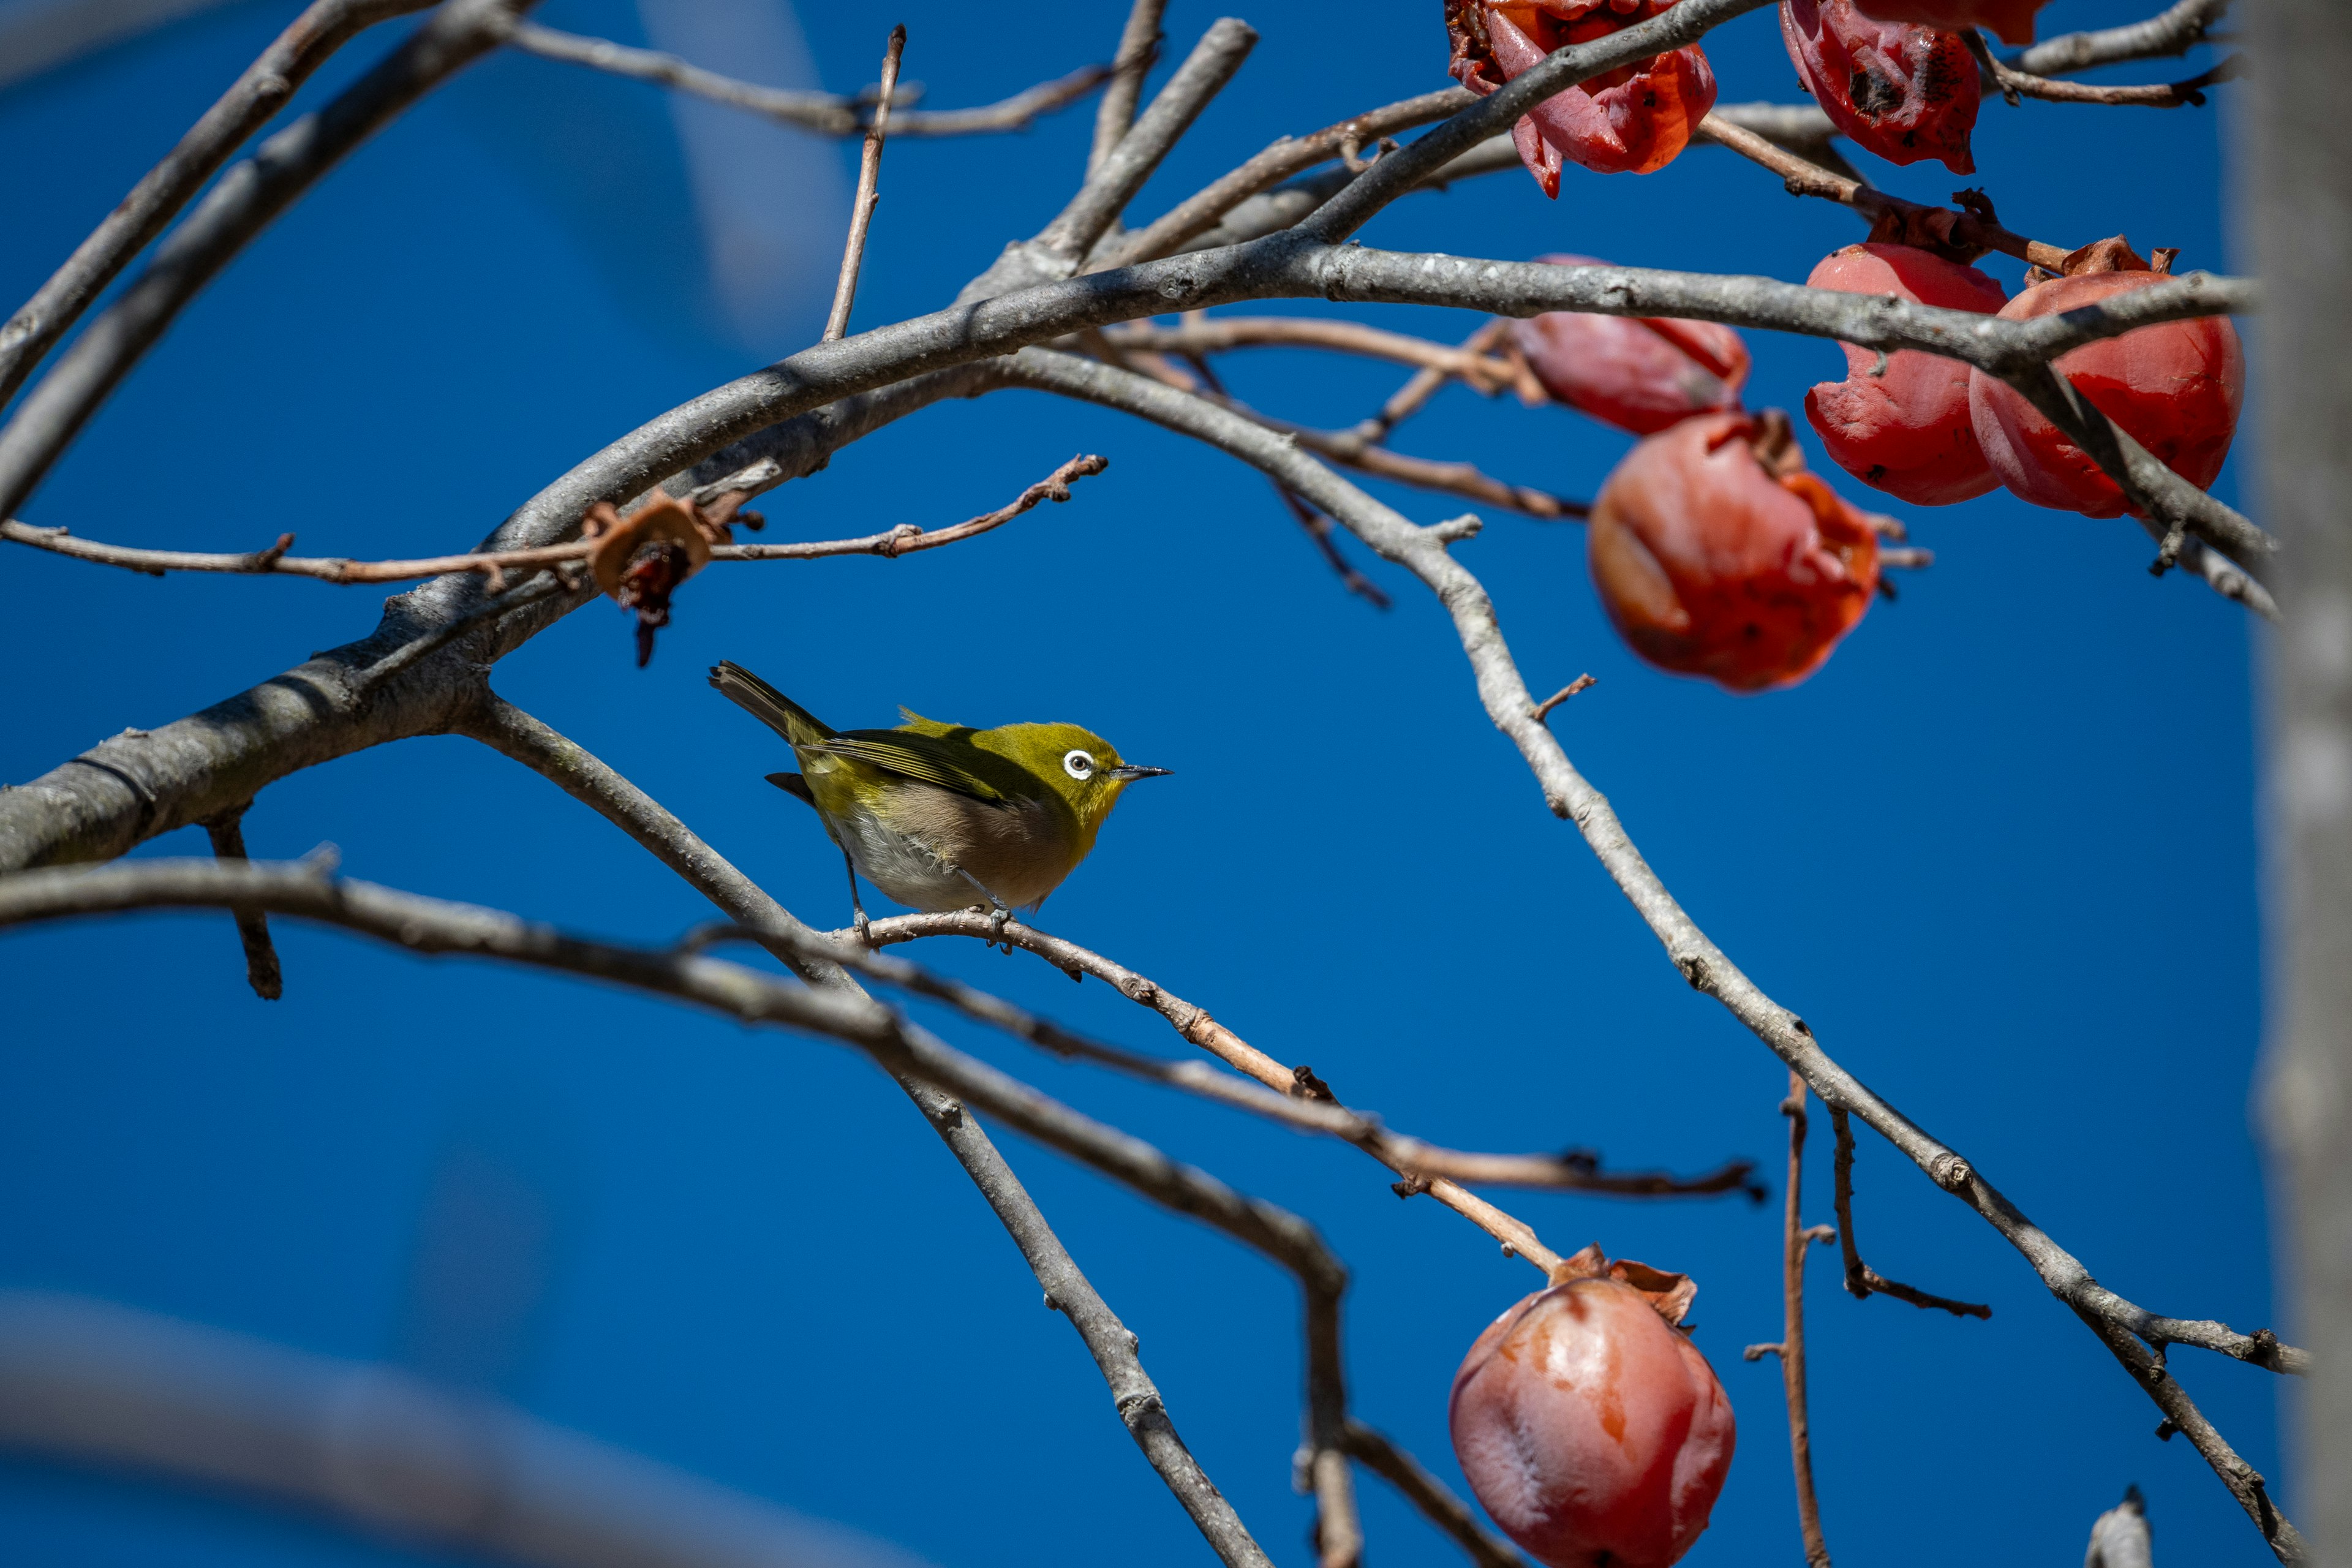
709 660 1170 929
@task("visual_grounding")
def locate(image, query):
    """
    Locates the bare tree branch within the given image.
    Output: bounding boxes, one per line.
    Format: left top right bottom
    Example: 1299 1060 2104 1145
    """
984 343 2307 1558
498 19 1109 137
2013 0 2232 75
823 25 906 344
1090 0 1168 176
1742 1073 1834 1568
0 0 538 523
0 0 435 409
198 804 281 1001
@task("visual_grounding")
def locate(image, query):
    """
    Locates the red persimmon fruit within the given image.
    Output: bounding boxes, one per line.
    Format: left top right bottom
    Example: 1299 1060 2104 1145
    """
1446 0 1717 190
1588 410 1884 692
1451 1248 1733 1568
1510 255 1750 435
1804 242 2008 504
1781 0 1980 172
1850 0 2046 44
1966 238 2245 519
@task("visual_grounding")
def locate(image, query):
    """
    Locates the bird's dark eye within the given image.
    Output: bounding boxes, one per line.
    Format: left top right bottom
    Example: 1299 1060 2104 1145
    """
1063 750 1095 779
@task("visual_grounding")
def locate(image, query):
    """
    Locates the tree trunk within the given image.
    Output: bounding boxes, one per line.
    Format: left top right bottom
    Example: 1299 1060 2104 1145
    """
2251 0 2352 1556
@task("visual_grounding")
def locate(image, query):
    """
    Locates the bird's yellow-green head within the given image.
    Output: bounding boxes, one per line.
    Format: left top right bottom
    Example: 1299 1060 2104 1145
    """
898 710 1170 850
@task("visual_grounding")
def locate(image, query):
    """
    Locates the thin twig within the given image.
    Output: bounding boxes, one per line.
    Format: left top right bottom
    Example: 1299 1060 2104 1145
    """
1967 27 2239 107
1530 677 1595 724
1090 0 1168 176
4 456 1104 581
825 25 906 344
1826 1107 1992 1318
1273 486 1393 609
1743 1072 1834 1568
716 910 1752 1201
199 805 282 1001
718 453 1106 560
852 908 1762 1269
1106 317 1520 391
1171 349 1390 607
1340 1421 1532 1568
1342 322 1522 450
502 20 1107 137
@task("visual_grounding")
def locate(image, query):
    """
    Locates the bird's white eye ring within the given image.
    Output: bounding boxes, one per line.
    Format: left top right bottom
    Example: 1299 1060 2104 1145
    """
1063 750 1095 780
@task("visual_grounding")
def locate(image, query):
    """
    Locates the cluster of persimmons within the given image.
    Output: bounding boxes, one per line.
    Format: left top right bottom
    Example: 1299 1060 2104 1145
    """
1434 4 2238 1567
1447 0 2243 698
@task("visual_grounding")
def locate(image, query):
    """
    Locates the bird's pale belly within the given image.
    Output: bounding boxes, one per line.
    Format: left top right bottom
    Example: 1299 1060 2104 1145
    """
834 807 994 911
823 783 1072 912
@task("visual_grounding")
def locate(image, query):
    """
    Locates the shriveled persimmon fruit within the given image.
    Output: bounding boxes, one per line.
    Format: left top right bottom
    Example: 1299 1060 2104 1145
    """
1804 242 2008 504
1510 255 1750 435
1446 0 1717 190
1782 0 1979 173
1452 1248 1733 1568
1852 0 2046 44
1967 238 2244 519
1588 410 1883 692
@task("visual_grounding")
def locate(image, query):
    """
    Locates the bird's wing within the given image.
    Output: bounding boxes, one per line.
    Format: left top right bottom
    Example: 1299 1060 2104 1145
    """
816 730 1011 804
709 662 834 748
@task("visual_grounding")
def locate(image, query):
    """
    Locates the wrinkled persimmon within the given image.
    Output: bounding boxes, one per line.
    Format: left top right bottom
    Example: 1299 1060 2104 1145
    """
1967 238 2245 518
1804 243 2008 504
1851 0 2046 44
1588 411 1883 692
1510 255 1750 434
1782 0 1979 172
1446 0 1717 190
1452 1248 1733 1568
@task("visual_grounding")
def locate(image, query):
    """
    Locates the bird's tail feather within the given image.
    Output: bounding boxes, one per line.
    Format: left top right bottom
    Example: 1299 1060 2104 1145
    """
709 661 833 748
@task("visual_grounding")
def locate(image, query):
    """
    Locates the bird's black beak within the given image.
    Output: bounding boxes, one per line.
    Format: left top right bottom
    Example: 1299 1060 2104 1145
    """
1106 764 1172 781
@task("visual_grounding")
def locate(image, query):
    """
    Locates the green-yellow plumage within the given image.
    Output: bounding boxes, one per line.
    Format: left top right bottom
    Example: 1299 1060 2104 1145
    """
709 660 1169 919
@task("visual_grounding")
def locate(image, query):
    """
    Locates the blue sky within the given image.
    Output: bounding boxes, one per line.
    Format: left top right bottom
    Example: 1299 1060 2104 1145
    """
0 1 2282 1564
